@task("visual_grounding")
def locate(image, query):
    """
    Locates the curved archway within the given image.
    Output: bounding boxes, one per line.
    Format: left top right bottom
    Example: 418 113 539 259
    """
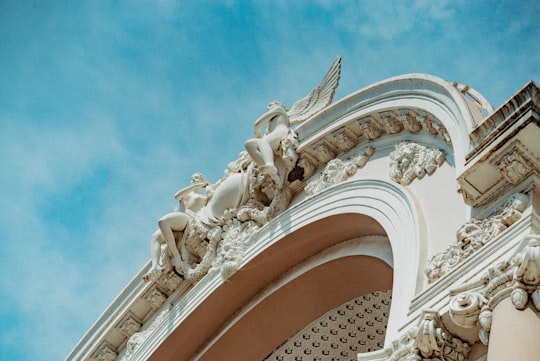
149 179 423 361
198 236 393 361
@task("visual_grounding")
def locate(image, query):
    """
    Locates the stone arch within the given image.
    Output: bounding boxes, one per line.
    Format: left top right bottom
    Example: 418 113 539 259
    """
148 179 423 360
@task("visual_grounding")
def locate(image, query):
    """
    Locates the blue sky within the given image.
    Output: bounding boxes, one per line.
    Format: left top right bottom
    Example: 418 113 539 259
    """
0 1 538 360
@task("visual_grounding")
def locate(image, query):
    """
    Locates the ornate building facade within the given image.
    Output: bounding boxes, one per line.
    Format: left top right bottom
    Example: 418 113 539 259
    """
66 58 540 361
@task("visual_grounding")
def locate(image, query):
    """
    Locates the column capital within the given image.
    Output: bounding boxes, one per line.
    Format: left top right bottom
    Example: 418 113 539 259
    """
448 234 540 344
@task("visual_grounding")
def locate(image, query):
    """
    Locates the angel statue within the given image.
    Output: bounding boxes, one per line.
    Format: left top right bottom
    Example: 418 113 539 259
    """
143 56 342 283
143 173 210 281
244 56 342 185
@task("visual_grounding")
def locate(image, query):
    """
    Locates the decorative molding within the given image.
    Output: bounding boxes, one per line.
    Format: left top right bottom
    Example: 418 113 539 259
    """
118 308 170 361
448 234 540 345
304 147 375 196
142 286 167 310
425 192 528 283
389 142 446 186
116 312 142 338
92 342 117 361
155 270 184 293
493 141 535 185
468 81 538 153
377 310 470 361
457 82 540 207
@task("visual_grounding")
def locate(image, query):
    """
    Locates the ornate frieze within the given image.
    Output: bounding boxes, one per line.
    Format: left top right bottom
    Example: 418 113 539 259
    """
448 234 540 345
305 147 375 196
155 269 183 293
379 111 404 134
93 342 117 361
116 312 142 338
399 109 423 133
425 192 528 283
312 141 337 164
493 141 535 185
118 308 170 361
332 127 357 153
389 142 446 186
295 106 451 194
359 116 384 140
142 286 167 310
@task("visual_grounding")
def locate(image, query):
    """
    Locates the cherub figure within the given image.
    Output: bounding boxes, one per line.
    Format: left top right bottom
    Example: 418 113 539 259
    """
144 173 209 281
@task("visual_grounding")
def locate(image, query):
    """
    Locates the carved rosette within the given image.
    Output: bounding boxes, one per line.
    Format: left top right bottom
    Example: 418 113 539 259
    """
386 310 470 361
305 147 375 196
425 193 528 283
449 234 540 345
389 142 446 186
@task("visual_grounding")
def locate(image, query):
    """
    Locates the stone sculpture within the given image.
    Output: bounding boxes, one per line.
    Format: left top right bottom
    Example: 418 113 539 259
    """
143 56 342 283
244 56 342 185
424 192 528 283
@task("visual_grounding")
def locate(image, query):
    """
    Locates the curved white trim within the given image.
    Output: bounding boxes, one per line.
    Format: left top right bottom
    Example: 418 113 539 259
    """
131 181 423 360
297 73 477 173
241 178 423 344
194 235 393 359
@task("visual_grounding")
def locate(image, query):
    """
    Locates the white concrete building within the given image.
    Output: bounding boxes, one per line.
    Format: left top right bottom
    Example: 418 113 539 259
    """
66 58 540 361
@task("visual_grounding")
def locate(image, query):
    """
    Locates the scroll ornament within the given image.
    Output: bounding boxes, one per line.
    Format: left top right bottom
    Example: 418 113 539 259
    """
385 310 470 361
448 235 540 345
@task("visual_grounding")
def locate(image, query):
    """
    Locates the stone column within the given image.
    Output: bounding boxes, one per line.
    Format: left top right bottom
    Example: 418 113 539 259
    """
487 297 540 361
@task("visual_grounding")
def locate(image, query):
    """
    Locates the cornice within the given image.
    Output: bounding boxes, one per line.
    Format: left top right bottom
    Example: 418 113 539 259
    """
457 81 540 207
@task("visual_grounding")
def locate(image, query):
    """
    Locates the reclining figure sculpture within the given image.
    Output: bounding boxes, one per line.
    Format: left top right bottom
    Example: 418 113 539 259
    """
143 56 341 283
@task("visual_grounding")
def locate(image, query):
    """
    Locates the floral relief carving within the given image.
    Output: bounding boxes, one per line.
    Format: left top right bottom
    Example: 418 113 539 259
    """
389 142 446 186
425 192 528 283
384 310 470 361
448 234 540 345
495 145 534 184
304 147 375 196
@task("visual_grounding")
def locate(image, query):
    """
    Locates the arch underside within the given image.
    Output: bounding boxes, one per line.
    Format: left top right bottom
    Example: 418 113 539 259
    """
150 214 392 361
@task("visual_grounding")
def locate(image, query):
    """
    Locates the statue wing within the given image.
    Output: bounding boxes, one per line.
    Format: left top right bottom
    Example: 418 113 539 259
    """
288 56 342 126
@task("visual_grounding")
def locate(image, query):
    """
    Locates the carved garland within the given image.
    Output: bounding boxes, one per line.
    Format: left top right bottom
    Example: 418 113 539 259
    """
305 146 375 196
425 192 529 283
389 141 446 186
448 234 540 345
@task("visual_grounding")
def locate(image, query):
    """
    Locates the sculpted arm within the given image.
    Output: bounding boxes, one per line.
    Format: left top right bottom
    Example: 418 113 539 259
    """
253 107 285 138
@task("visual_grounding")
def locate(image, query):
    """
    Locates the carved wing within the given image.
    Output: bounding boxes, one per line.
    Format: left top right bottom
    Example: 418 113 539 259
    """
288 56 341 126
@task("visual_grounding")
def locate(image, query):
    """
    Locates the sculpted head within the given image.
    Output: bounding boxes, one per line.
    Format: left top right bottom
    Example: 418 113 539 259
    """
267 100 287 112
191 172 207 185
